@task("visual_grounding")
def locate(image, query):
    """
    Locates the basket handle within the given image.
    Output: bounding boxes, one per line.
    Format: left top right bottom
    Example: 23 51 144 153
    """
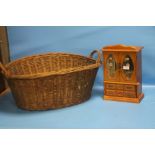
0 61 9 78
89 50 101 63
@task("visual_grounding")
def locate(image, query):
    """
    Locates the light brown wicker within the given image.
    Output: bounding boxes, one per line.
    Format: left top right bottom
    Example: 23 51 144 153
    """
0 51 101 110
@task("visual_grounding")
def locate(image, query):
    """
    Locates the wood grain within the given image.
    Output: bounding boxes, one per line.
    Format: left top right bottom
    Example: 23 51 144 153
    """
0 26 10 95
103 44 144 103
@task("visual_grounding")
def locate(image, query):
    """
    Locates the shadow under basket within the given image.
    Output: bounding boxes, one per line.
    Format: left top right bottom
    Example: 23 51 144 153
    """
0 51 101 110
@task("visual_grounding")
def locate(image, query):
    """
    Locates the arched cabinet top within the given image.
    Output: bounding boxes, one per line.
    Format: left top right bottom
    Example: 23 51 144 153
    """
102 44 144 52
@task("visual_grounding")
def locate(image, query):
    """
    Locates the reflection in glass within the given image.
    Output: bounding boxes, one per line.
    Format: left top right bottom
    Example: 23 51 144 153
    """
106 54 116 78
122 55 134 79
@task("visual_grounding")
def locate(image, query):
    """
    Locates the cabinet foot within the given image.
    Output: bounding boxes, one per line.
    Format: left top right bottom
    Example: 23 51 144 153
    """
103 93 144 103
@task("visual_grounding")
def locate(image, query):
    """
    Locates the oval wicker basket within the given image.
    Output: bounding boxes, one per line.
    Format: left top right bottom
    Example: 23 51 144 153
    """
0 50 101 110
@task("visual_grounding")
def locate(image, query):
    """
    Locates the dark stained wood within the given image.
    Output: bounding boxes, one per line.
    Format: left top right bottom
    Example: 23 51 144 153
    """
0 26 10 95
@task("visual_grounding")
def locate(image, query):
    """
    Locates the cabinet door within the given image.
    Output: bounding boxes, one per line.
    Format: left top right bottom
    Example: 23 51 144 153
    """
120 53 136 82
104 52 119 81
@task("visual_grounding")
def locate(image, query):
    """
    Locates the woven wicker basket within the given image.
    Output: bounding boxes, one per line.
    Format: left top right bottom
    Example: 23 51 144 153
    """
0 51 101 110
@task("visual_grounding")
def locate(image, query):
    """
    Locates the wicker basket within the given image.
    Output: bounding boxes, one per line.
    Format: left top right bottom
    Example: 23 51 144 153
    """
0 51 101 110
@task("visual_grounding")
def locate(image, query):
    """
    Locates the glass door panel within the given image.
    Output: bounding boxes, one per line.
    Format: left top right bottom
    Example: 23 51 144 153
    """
122 55 134 79
120 53 136 82
104 53 119 81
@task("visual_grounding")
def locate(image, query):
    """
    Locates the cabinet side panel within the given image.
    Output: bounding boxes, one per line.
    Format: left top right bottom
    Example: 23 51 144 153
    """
0 26 10 93
0 74 5 92
0 27 10 64
136 51 142 96
137 51 142 83
0 47 6 93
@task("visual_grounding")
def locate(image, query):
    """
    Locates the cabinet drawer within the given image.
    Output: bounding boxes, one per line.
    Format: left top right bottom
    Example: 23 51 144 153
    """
116 84 124 90
106 90 124 97
124 91 136 98
106 90 116 96
124 85 135 91
116 91 124 97
105 84 116 90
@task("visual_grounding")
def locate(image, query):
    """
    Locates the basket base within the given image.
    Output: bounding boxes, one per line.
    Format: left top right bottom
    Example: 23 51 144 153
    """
16 95 92 111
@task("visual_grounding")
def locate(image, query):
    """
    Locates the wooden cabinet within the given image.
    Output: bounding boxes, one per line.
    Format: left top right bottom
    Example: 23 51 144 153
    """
102 44 144 103
0 26 10 95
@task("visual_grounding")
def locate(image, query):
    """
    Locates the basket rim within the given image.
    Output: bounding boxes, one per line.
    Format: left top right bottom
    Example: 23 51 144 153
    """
6 52 101 80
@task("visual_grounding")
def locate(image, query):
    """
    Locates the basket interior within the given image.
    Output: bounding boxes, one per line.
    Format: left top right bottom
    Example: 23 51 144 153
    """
7 53 96 76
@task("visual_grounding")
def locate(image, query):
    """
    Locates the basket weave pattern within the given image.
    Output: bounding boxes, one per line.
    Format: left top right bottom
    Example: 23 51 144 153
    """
0 51 101 110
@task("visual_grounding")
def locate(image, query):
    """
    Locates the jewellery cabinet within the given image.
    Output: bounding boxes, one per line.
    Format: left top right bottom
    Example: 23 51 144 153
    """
102 44 144 103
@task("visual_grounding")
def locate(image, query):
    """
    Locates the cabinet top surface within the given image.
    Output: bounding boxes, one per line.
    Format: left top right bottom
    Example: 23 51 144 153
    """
102 44 143 52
